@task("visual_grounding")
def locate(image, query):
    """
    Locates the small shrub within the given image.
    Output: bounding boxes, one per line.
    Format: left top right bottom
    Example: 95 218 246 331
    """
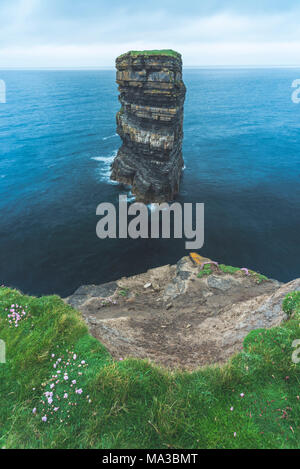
283 291 300 317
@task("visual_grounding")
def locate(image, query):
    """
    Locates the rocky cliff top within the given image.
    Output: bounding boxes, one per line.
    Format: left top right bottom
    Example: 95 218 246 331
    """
117 49 181 60
66 255 300 370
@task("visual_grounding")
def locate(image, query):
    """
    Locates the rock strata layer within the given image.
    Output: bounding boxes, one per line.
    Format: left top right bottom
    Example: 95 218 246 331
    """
111 50 186 203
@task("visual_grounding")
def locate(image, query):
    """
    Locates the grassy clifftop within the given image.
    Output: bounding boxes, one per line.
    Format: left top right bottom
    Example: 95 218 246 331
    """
117 49 181 59
0 285 300 449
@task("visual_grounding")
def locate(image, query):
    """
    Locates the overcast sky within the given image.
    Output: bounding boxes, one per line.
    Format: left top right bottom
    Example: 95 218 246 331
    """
1 0 300 67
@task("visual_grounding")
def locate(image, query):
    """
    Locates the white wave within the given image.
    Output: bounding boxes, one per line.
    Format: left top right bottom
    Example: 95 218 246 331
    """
92 150 118 184
127 190 136 203
92 156 114 163
148 203 170 212
102 133 118 141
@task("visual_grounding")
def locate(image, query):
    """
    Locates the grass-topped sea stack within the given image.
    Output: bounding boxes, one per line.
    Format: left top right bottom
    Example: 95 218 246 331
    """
111 50 186 203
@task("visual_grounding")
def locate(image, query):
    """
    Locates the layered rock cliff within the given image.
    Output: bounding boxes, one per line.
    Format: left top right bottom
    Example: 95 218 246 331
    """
110 50 186 203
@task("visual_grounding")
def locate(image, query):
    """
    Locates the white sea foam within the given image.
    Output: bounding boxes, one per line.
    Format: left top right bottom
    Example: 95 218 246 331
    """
92 155 114 163
127 191 136 203
102 133 118 141
92 150 118 184
148 203 170 212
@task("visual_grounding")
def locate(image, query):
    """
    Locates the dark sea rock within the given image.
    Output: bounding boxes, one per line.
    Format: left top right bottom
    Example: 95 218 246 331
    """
111 50 186 203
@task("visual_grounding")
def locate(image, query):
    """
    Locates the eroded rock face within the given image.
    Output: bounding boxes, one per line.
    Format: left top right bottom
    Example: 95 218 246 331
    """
110 50 186 203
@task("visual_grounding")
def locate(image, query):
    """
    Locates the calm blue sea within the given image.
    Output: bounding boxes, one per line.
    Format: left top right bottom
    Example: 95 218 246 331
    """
0 68 299 296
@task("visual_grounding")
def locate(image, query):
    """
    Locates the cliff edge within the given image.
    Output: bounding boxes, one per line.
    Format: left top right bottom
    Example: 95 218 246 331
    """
110 50 186 203
66 256 300 370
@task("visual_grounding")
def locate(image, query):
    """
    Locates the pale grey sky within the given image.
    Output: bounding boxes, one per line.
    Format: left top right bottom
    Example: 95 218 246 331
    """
1 0 300 67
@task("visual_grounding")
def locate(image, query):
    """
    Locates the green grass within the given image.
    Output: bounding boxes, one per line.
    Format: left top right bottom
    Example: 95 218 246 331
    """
0 285 300 449
197 264 213 278
118 49 181 60
198 263 269 284
250 271 269 284
219 264 241 274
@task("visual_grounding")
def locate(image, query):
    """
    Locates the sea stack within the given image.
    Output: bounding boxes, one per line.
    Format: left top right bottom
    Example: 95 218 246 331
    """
111 50 186 203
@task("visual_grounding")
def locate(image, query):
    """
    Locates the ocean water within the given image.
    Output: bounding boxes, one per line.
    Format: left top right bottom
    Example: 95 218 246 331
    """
0 68 299 297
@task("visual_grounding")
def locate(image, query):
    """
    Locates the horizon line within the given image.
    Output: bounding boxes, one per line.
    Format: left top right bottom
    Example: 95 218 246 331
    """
1 64 300 71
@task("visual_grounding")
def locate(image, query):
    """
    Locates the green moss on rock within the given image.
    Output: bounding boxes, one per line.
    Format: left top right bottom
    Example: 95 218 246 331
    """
219 264 241 274
197 264 213 278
